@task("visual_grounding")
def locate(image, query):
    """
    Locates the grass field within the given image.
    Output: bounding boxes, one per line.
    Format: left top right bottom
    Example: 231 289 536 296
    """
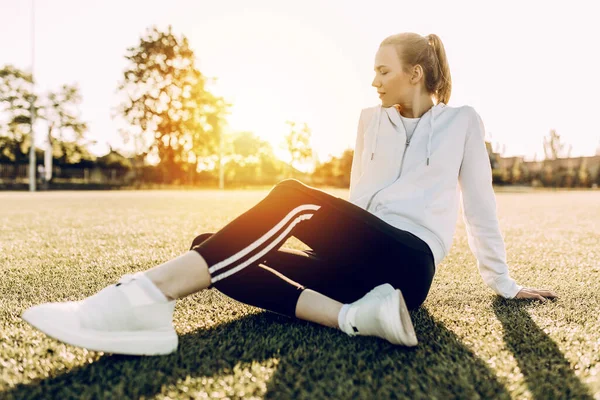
1 188 599 399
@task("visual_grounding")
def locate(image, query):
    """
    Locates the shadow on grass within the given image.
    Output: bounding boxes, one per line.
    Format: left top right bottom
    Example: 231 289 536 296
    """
492 297 594 399
4 307 513 400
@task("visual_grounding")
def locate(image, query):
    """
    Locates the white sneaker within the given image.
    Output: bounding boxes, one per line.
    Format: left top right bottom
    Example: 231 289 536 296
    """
21 272 178 356
341 283 418 347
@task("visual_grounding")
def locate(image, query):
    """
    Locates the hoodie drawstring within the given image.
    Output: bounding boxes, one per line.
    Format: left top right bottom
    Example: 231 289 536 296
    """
370 106 381 160
427 105 435 166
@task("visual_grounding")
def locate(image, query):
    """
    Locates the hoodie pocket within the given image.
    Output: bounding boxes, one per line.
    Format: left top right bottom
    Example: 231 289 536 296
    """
374 185 427 224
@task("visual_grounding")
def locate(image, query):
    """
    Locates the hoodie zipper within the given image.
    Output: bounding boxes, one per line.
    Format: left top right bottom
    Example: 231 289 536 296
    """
365 114 425 212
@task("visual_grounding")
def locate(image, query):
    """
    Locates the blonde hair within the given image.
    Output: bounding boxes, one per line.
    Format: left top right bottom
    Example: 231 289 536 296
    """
380 33 452 104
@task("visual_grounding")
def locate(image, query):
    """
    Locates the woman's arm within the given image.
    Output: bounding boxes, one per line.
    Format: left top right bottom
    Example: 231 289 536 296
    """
458 107 524 299
458 108 558 301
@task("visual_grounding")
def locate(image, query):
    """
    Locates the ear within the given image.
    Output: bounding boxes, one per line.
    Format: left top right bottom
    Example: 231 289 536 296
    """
410 64 424 84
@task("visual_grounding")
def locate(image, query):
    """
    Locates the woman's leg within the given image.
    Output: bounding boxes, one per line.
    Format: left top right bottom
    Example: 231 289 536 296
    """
144 249 344 328
145 252 210 301
148 179 434 328
187 233 368 306
182 227 428 347
182 233 357 328
22 179 434 354
145 233 347 328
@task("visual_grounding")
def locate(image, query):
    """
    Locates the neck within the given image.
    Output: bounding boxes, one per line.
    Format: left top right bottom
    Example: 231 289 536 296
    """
396 93 435 118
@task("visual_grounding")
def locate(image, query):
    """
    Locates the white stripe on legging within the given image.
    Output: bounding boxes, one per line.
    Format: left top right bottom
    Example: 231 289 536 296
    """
211 213 315 283
208 203 321 275
209 203 321 278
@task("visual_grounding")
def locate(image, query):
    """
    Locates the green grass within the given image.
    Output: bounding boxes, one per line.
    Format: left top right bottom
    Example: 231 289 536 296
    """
1 188 599 399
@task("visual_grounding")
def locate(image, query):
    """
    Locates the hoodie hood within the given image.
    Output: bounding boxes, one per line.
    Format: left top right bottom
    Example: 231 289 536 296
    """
370 102 446 166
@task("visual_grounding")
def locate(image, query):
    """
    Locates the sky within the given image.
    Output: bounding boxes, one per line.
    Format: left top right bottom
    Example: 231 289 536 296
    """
1 0 599 166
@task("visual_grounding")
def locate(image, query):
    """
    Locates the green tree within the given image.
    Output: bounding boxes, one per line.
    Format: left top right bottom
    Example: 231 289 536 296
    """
282 121 314 178
0 65 40 163
337 149 354 187
543 129 572 160
39 84 89 167
510 158 523 184
51 140 96 167
311 150 353 188
1 65 90 170
257 144 281 184
223 131 281 185
575 159 590 188
116 25 229 183
313 157 335 185
188 82 230 182
97 146 132 170
231 131 263 159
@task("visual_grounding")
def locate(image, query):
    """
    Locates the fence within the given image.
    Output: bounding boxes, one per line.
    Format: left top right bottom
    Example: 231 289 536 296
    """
0 164 131 185
0 164 29 180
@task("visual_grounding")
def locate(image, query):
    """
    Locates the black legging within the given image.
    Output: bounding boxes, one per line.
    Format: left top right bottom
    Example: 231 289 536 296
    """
190 179 435 317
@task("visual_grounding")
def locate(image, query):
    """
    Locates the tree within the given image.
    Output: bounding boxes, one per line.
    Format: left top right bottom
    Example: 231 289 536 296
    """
39 84 89 168
1 65 89 169
311 149 354 188
543 129 572 160
510 158 523 184
337 149 354 186
50 140 96 167
97 146 132 170
231 131 263 159
188 81 231 180
313 156 336 186
116 25 229 183
576 158 590 188
282 121 314 178
222 131 281 185
486 140 501 169
0 65 40 163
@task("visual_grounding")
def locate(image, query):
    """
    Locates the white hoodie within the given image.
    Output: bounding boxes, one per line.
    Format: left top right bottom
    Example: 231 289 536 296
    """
348 103 523 299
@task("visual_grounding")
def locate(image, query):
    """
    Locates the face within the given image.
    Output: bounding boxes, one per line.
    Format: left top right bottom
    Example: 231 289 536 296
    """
371 45 421 107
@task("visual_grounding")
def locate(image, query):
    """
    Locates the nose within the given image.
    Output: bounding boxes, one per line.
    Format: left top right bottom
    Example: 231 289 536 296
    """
371 76 380 88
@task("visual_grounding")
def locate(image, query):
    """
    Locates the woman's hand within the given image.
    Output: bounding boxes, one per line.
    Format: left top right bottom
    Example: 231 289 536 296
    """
515 287 558 301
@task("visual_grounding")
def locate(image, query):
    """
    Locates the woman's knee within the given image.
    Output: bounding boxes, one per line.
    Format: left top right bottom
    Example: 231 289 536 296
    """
277 178 302 186
274 178 305 191
189 232 215 250
267 179 311 199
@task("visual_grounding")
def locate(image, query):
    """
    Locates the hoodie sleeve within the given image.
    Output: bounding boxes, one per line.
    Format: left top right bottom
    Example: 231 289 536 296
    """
349 109 366 199
458 108 523 299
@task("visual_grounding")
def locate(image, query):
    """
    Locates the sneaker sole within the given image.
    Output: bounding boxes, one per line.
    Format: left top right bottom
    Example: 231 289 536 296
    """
22 308 178 356
387 290 418 347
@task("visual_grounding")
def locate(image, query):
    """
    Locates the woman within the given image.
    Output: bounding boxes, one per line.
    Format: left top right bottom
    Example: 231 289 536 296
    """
22 32 558 356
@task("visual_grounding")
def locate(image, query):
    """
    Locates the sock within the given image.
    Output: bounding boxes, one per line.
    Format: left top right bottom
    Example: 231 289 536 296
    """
337 303 352 335
133 272 172 303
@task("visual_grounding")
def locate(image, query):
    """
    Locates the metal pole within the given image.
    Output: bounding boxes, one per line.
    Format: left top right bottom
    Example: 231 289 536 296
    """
28 0 36 192
219 128 224 189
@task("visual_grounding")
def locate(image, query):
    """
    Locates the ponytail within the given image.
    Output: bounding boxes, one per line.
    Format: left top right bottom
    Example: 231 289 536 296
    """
381 32 452 104
426 34 452 104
